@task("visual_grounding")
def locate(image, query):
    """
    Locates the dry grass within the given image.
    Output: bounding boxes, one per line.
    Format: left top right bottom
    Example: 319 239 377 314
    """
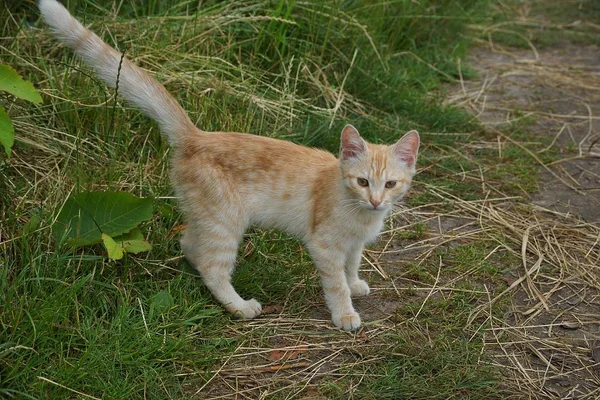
184 318 394 399
426 189 600 398
439 1 600 397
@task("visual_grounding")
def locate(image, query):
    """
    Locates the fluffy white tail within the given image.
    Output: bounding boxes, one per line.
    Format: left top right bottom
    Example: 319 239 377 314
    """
38 0 196 145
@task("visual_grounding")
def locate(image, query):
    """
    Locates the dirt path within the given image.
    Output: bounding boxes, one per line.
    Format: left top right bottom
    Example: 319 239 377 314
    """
449 45 600 222
446 5 600 398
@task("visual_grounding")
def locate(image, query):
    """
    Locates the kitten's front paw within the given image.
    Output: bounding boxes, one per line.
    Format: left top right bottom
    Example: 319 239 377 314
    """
229 299 262 319
332 311 362 331
349 279 370 297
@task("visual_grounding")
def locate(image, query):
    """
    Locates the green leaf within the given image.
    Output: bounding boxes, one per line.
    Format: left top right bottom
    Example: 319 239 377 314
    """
124 227 145 240
124 239 152 254
113 228 152 254
0 106 14 158
0 65 42 104
150 290 174 316
53 191 154 247
102 233 124 260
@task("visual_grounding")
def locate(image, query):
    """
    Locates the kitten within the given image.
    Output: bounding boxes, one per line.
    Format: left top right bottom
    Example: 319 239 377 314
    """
39 0 419 330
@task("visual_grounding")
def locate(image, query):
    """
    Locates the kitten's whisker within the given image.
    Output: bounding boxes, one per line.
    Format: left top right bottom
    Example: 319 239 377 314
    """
340 203 364 214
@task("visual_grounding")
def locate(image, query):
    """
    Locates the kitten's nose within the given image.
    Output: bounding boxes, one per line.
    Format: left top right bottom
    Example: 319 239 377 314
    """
370 199 381 209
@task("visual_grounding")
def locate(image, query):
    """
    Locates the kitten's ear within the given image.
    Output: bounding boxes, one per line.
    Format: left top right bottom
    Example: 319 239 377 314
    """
340 124 367 161
392 130 420 167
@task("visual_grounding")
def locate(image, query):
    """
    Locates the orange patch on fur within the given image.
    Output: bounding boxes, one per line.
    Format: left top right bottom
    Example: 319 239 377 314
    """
310 165 338 234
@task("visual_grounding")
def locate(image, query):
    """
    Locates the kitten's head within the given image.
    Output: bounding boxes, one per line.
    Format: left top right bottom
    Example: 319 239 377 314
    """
338 124 420 213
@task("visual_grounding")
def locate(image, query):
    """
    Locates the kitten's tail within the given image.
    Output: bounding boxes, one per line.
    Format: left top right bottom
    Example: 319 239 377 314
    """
38 0 196 145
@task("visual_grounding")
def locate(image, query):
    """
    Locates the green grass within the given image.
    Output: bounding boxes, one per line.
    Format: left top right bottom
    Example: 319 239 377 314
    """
0 0 553 397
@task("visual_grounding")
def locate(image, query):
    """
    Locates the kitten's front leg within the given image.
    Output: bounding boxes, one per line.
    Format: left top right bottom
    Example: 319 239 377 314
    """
345 245 370 297
308 242 361 331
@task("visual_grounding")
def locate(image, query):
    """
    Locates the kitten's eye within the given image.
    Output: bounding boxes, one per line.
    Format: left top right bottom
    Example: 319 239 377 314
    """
357 178 369 187
385 180 397 189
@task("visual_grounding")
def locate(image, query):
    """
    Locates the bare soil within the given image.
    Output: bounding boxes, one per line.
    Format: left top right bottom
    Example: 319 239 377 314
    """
451 45 600 223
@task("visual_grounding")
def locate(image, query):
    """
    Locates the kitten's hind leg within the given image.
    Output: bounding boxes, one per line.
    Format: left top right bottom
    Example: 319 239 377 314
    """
181 225 261 319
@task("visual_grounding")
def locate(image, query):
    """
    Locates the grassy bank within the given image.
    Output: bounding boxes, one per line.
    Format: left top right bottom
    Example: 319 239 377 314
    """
0 0 534 398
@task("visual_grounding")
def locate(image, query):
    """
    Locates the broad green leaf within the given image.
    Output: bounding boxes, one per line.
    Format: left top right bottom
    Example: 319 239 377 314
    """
113 228 152 254
0 106 14 157
0 65 42 104
124 239 152 254
102 233 124 260
150 290 174 316
53 191 154 247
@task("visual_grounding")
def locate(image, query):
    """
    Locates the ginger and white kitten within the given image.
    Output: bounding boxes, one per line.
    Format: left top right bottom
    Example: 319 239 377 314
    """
39 0 420 330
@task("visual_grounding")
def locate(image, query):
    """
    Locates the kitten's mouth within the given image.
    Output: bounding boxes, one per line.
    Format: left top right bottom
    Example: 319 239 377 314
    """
366 204 386 212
